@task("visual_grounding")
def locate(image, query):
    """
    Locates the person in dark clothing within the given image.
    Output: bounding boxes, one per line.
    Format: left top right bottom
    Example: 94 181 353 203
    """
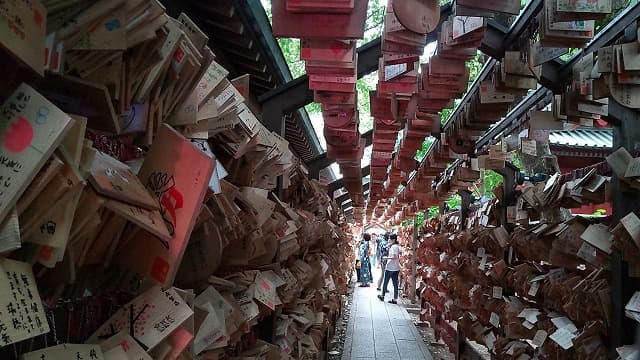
376 233 389 291
358 233 372 287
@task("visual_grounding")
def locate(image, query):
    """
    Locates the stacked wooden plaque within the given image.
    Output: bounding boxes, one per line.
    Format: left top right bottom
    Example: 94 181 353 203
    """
540 0 603 48
417 178 615 358
368 0 440 207
272 0 367 208
455 0 522 17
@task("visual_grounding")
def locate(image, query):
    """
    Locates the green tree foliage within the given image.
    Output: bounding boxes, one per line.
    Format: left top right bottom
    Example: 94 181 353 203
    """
359 1 385 46
445 194 462 210
480 170 504 198
427 206 440 219
277 37 305 78
358 72 378 133
415 137 435 161
355 1 385 131
416 211 425 228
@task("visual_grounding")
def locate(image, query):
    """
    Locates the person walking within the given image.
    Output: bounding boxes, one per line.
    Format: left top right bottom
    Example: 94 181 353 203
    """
376 233 389 291
378 233 400 303
358 233 372 287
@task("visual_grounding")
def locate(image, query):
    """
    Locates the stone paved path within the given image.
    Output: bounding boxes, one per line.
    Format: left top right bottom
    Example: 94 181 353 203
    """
341 283 433 360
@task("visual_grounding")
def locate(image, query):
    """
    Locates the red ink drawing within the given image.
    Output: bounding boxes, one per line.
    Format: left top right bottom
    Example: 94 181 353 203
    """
146 172 184 247
3 116 33 153
39 246 53 261
33 10 43 28
261 280 271 291
151 257 170 284
119 340 130 352
174 47 185 63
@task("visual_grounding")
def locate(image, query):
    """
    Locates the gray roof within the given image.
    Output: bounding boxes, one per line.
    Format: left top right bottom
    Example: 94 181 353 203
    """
549 128 613 149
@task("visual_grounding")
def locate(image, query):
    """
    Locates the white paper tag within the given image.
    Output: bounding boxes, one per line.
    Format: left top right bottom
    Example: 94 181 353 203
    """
471 158 479 171
521 139 537 155
485 332 496 350
577 242 597 263
492 286 503 299
528 281 540 297
477 247 486 257
533 330 548 347
522 320 535 330
549 328 575 350
478 256 487 271
551 316 578 333
627 292 640 313
490 312 500 327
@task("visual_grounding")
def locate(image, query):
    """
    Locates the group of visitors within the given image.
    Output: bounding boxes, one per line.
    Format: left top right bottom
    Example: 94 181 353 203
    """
355 232 401 304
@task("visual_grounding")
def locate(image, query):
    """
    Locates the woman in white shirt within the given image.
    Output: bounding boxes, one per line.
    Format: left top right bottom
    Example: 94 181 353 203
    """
378 233 400 304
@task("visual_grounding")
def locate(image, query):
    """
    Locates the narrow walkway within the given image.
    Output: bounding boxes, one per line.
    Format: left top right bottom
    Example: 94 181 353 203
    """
341 279 434 360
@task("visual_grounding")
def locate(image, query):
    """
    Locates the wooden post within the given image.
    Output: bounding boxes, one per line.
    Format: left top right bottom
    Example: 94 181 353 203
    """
457 189 474 229
411 216 418 304
607 98 640 357
495 162 519 231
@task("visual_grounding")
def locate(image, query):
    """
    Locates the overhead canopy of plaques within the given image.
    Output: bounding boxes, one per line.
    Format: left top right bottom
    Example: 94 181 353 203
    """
162 0 323 162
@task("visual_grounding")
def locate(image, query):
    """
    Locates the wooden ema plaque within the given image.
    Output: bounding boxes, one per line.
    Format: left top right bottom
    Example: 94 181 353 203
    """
374 119 400 132
373 134 396 145
370 92 393 118
309 75 355 93
324 124 359 147
272 0 367 39
370 167 389 181
116 124 215 286
322 102 355 111
371 158 392 169
300 39 355 63
323 107 356 128
306 59 356 76
373 128 398 141
429 56 467 76
372 143 395 154
0 0 46 75
314 91 356 105
392 0 440 34
0 84 74 224
407 118 433 135
416 98 454 112
378 79 417 95
456 0 521 15
381 39 424 55
383 32 427 53
383 52 420 66
286 0 355 14
327 138 365 160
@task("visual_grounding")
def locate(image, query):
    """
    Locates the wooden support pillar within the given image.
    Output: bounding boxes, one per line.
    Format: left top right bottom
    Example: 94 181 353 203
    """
263 101 286 196
495 162 519 231
608 98 640 358
457 189 474 229
411 216 418 304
